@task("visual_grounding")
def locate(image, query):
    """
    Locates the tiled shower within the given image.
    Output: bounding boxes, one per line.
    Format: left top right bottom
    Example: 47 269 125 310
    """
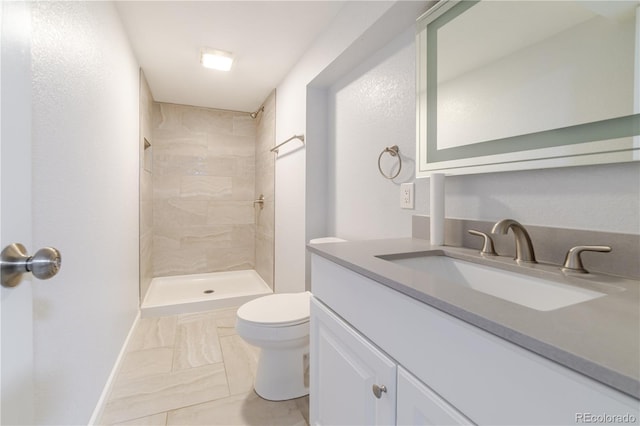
139 71 276 303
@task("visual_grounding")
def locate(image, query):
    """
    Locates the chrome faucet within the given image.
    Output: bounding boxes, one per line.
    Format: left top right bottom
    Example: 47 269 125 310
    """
491 219 537 263
562 245 611 273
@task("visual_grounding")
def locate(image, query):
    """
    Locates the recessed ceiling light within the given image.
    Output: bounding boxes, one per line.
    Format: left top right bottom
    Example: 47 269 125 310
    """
200 48 234 71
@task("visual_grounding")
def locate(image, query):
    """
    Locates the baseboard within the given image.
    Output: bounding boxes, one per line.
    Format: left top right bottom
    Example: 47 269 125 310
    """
88 309 141 425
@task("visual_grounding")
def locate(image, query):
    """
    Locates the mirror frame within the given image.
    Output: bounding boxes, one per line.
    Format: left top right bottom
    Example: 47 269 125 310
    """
416 0 640 177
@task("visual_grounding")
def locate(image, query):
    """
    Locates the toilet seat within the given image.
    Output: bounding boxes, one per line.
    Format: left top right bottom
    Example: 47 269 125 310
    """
237 291 310 327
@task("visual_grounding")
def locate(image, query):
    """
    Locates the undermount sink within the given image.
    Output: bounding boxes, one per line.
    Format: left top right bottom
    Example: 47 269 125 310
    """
378 254 606 311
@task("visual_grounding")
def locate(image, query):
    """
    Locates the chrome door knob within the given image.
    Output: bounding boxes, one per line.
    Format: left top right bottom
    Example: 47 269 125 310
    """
372 384 387 399
1 243 61 287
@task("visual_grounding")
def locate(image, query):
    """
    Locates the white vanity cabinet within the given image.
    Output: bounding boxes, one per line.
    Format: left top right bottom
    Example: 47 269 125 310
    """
310 254 640 425
310 298 397 425
397 367 473 426
311 298 469 426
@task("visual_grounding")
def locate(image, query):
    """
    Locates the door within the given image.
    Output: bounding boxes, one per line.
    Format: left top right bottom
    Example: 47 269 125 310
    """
310 298 397 426
1 2 35 424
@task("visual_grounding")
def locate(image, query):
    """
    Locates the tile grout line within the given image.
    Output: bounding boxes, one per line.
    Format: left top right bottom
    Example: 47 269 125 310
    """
218 317 234 399
104 307 308 425
105 315 177 425
164 316 241 425
170 315 179 374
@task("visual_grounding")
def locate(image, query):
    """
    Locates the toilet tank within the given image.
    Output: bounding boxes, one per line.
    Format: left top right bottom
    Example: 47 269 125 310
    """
309 237 346 244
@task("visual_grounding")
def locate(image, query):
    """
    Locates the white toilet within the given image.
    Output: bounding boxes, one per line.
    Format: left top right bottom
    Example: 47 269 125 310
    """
235 237 346 401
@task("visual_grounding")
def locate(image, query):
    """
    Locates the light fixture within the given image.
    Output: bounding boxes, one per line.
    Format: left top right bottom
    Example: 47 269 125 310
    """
200 48 234 71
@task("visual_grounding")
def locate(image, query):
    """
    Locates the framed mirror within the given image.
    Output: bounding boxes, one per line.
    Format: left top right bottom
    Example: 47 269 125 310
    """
416 0 640 177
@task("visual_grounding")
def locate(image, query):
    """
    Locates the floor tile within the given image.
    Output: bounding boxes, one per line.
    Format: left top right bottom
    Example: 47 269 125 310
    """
220 334 260 395
113 412 167 425
101 362 229 424
118 347 174 381
214 307 239 337
101 305 309 426
173 313 223 370
166 391 307 426
295 395 310 425
127 316 177 352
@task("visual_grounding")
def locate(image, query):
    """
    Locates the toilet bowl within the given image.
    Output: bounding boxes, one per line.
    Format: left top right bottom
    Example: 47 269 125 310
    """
235 237 346 401
236 291 311 400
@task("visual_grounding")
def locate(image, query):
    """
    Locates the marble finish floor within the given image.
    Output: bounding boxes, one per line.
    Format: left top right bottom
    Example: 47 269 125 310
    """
99 307 309 425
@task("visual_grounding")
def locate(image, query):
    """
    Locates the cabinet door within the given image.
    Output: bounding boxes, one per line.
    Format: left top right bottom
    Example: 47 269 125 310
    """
397 366 474 425
310 298 397 426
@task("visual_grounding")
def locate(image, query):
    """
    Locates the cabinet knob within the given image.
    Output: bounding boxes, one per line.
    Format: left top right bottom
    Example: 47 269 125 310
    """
372 384 387 399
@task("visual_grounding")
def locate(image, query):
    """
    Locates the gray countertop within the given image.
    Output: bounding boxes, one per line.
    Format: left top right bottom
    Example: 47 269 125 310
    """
307 238 640 399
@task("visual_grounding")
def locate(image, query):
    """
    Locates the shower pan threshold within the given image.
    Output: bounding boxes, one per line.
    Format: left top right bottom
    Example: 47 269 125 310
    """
141 270 272 317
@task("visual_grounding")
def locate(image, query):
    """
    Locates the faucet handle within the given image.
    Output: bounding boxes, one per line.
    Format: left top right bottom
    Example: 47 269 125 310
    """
468 230 497 256
562 245 612 274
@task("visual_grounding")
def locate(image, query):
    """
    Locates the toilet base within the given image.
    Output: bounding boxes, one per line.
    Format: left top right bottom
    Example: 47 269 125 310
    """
254 344 310 401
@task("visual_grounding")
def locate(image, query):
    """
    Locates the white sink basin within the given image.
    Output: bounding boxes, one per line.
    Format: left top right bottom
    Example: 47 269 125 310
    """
380 255 606 311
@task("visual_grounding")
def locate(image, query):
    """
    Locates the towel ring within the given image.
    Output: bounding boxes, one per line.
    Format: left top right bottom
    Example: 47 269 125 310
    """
378 145 402 179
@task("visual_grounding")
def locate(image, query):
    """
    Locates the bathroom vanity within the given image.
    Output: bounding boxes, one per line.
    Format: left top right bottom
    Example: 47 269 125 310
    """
308 239 640 425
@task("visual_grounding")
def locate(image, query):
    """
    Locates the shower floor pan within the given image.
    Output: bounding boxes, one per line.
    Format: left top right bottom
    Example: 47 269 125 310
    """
141 270 272 317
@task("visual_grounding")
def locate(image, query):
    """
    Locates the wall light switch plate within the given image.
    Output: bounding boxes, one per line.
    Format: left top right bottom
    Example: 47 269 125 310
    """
400 183 414 209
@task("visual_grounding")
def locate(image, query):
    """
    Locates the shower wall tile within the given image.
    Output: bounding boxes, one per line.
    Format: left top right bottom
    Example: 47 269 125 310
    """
235 156 256 177
206 201 254 225
207 134 256 158
230 176 255 201
153 235 181 252
180 176 233 198
153 151 210 177
255 232 274 288
182 107 240 135
178 229 233 250
152 102 257 277
140 70 154 303
153 245 208 278
206 246 255 272
140 171 154 234
154 198 208 229
140 231 153 300
233 115 257 137
254 90 276 289
256 200 275 237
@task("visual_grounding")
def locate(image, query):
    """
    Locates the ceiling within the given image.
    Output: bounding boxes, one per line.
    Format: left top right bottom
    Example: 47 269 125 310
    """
116 1 346 113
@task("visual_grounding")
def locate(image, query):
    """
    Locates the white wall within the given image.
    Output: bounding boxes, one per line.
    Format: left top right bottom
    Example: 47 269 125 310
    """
30 2 139 424
328 28 420 240
278 0 639 282
323 14 639 238
276 0 434 292
274 1 398 293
